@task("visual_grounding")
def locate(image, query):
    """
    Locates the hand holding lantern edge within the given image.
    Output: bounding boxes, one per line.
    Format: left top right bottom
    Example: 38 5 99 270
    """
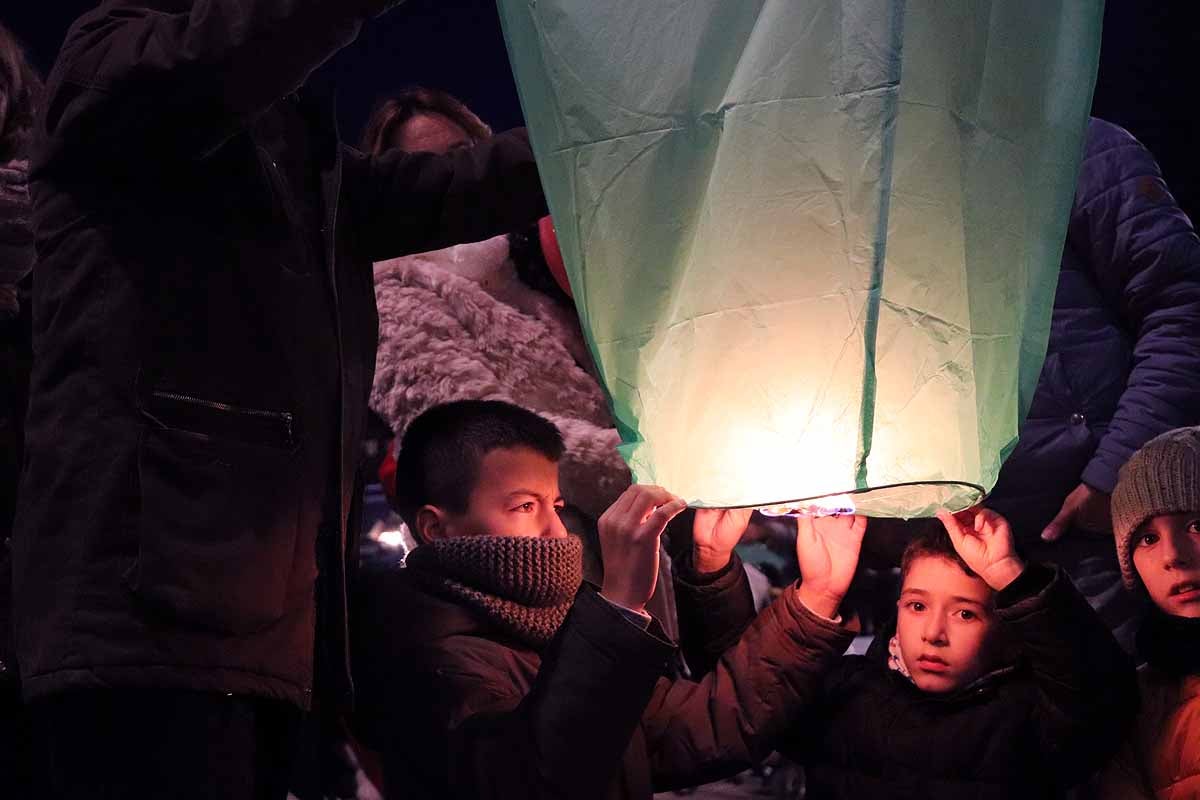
794 513 867 619
692 507 755 574
597 485 688 614
937 507 1026 591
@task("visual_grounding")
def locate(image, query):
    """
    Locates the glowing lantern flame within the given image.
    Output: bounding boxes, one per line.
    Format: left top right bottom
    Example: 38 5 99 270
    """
759 494 858 518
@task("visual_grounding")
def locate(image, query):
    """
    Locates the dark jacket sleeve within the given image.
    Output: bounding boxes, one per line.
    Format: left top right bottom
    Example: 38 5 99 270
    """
996 563 1138 783
642 586 854 791
673 551 758 677
341 130 547 262
1070 120 1200 493
39 0 397 163
422 587 676 800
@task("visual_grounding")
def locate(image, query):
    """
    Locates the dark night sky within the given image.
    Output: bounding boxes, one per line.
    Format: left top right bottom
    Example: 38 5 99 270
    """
4 1 1197 222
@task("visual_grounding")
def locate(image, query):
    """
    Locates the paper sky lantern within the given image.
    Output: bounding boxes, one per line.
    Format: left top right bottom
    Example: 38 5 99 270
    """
497 1 1102 516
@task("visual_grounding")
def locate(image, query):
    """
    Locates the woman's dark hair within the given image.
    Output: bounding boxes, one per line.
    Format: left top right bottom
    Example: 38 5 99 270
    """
360 87 492 157
0 24 43 162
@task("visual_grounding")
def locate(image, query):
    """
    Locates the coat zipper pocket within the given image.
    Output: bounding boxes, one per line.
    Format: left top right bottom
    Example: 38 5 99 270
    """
146 390 298 451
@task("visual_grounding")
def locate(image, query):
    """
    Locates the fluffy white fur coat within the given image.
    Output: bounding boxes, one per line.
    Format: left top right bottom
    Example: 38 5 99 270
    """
371 237 631 518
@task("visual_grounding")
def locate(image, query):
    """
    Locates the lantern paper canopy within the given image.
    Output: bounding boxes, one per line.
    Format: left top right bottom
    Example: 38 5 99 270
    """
496 0 1103 516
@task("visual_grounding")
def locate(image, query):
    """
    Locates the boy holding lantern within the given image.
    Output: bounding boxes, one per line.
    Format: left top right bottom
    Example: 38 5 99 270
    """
769 508 1137 799
350 399 865 800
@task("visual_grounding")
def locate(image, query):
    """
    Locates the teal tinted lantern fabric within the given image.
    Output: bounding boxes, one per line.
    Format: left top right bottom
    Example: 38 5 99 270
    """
497 1 1103 516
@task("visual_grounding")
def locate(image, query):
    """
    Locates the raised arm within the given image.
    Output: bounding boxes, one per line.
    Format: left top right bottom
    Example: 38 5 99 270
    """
642 514 864 789
40 0 397 163
341 129 547 263
674 508 759 676
941 508 1138 785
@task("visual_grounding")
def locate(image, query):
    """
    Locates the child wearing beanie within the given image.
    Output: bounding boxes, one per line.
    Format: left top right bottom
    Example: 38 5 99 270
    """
1100 426 1200 799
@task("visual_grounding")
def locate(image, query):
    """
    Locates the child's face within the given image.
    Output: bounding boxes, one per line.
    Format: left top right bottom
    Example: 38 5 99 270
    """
425 446 568 541
1131 512 1200 618
896 556 999 693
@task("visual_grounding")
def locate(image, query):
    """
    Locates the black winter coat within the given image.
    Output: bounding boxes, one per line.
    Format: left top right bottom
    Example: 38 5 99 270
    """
784 565 1138 800
13 0 545 708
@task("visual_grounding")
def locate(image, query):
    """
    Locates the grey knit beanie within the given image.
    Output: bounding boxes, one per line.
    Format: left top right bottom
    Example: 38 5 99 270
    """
1111 426 1200 590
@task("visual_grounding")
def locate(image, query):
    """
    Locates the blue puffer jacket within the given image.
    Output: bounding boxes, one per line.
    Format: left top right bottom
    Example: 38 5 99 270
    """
988 119 1200 544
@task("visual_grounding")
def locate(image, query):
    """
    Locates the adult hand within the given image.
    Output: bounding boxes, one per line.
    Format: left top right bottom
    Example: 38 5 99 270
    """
795 514 867 619
937 507 1026 591
692 507 755 574
597 485 688 613
1040 483 1112 542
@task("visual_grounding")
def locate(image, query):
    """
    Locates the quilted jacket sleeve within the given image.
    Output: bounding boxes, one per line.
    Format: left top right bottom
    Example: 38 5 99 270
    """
1070 119 1200 493
672 551 758 677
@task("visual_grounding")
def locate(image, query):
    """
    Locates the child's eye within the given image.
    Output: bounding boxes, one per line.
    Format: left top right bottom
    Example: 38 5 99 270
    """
904 601 926 613
957 609 977 621
1137 532 1160 548
1188 520 1200 535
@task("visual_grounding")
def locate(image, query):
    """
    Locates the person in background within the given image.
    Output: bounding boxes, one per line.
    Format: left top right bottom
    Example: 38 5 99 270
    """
13 3 546 799
352 399 863 800
985 118 1200 649
1099 427 1200 799
0 21 41 798
360 87 492 157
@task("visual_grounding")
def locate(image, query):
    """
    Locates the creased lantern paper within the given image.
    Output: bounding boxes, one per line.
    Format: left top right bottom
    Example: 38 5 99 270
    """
497 0 1103 516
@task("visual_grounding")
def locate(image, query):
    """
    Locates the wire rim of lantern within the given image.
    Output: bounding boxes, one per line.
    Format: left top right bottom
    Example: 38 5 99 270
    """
713 480 989 518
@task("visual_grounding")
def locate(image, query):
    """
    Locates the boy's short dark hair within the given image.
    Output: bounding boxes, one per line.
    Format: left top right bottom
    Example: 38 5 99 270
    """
899 523 980 584
394 400 565 525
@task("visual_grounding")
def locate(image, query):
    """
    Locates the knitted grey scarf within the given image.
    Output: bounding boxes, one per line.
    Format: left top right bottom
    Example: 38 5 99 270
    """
405 535 583 649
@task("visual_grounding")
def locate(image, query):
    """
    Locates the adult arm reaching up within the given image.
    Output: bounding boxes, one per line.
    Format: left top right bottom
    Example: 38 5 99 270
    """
40 0 403 164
